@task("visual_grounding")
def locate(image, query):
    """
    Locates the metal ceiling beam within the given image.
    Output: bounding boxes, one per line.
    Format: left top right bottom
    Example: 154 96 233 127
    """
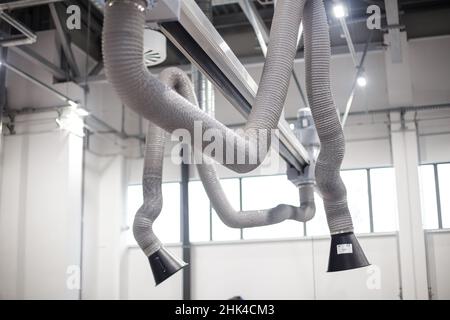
49 2 81 78
341 30 374 127
0 11 36 46
212 0 241 5
9 45 67 79
238 0 309 109
88 60 103 76
2 60 75 104
338 17 358 66
0 0 63 10
238 0 269 54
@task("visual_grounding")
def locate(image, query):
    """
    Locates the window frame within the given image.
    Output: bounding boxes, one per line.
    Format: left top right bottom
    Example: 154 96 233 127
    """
419 161 450 230
126 166 401 245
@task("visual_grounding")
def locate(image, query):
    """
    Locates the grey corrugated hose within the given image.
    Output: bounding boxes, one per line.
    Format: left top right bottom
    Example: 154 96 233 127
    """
105 0 353 244
303 0 353 234
102 0 304 174
198 160 316 227
133 68 199 257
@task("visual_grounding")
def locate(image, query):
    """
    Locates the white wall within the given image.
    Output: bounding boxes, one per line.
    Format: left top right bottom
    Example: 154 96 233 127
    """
124 233 401 300
82 152 128 300
425 230 450 300
121 230 450 300
124 246 183 300
0 126 83 299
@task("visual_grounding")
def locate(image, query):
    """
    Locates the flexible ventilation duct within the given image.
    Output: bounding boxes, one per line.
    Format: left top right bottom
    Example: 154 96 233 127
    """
197 161 315 228
303 0 369 271
133 68 198 285
102 0 369 284
103 0 304 174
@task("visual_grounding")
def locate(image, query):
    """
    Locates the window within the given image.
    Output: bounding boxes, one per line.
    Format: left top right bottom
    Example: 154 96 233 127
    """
211 178 241 241
241 175 304 240
341 170 371 233
438 164 450 228
127 167 401 245
305 193 328 236
419 165 439 229
419 163 450 230
127 185 142 245
306 169 371 236
126 183 181 245
370 168 399 232
188 180 211 242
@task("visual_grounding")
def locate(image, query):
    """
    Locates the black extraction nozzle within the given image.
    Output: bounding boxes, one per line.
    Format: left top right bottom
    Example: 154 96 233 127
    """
327 232 370 272
148 246 187 286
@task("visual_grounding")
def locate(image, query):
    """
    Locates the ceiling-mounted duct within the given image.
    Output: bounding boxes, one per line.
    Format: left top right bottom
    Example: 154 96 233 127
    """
144 29 167 67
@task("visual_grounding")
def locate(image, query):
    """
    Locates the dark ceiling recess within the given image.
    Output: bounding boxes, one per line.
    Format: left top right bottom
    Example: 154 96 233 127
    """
1 0 450 68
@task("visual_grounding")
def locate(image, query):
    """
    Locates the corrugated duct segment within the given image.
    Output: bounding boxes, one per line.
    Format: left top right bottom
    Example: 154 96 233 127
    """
102 0 369 285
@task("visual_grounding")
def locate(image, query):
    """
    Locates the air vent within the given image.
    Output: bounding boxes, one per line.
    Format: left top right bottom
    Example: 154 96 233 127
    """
143 29 167 67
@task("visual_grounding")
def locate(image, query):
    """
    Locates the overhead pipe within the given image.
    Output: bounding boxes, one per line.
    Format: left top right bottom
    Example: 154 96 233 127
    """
102 0 370 280
102 0 304 174
198 160 316 228
133 67 203 286
303 0 369 271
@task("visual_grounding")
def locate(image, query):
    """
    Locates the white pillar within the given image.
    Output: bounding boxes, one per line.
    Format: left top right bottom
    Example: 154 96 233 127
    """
390 112 429 299
0 128 83 299
94 155 126 299
384 31 413 107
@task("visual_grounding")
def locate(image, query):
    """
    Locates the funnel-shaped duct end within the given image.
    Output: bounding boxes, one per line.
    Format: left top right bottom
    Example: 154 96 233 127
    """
148 247 187 286
327 232 370 272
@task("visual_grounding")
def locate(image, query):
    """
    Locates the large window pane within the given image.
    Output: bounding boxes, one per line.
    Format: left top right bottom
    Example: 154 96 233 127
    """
126 183 181 245
305 193 329 236
153 183 181 243
341 170 371 233
189 180 211 242
419 165 439 229
370 168 399 232
127 185 142 245
211 178 241 241
438 163 450 228
241 175 304 240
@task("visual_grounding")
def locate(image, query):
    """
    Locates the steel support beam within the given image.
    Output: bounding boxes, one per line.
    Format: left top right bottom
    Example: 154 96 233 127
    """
238 0 309 109
88 61 103 77
0 0 63 10
9 45 67 80
0 47 7 140
49 3 81 78
341 30 374 127
238 0 269 55
338 17 358 66
0 11 36 46
2 61 75 104
180 161 191 300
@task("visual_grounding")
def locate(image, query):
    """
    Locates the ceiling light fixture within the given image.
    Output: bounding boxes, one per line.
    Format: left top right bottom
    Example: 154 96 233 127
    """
357 75 367 87
333 3 347 19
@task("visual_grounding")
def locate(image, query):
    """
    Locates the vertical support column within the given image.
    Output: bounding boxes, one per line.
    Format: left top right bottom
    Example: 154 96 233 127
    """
180 162 191 300
384 32 413 107
390 112 429 299
96 155 126 299
0 47 7 183
384 27 428 299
